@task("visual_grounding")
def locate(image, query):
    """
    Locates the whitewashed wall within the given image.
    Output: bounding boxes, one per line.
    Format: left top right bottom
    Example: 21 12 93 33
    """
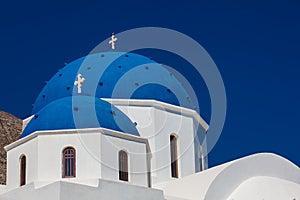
0 179 165 200
0 185 6 194
6 138 38 191
6 99 208 192
6 130 149 191
112 101 207 185
37 133 102 182
100 134 149 186
227 176 300 200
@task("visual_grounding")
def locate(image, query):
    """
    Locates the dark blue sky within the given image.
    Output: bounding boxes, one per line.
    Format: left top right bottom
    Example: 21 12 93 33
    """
0 0 299 167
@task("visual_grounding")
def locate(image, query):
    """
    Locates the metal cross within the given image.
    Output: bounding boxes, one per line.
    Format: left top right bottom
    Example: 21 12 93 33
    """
74 74 85 94
109 33 118 50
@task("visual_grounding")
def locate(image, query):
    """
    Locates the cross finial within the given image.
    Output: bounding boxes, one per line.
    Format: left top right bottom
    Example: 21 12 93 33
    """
74 74 85 94
109 32 118 50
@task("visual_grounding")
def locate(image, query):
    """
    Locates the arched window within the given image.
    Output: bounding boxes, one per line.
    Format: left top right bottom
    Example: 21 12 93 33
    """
199 146 203 171
119 150 128 181
62 147 76 178
170 135 178 178
20 155 26 186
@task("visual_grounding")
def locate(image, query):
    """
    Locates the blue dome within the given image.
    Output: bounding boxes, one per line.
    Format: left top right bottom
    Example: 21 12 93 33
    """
24 52 195 139
22 96 139 138
32 52 193 114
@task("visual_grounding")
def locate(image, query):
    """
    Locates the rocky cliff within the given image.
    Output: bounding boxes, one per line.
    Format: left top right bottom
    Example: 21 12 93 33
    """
0 110 22 184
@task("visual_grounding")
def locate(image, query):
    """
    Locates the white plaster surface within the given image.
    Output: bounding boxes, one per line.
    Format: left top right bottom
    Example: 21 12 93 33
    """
156 153 300 200
6 137 38 191
110 99 207 184
100 133 149 186
5 128 150 191
227 176 300 200
0 179 164 200
0 185 6 194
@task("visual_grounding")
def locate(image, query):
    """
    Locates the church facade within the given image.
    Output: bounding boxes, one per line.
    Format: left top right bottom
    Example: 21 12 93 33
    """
0 52 300 200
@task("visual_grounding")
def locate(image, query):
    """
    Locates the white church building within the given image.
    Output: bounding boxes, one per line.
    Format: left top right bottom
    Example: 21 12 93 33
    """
0 51 300 200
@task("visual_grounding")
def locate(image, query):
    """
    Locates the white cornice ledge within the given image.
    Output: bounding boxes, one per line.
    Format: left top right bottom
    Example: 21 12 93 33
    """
102 98 209 131
5 127 151 155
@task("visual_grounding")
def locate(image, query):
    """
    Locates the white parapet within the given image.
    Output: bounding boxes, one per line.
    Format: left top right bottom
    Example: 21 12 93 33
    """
0 185 6 195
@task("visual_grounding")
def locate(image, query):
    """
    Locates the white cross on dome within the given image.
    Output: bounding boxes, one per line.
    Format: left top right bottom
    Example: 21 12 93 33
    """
74 73 85 94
